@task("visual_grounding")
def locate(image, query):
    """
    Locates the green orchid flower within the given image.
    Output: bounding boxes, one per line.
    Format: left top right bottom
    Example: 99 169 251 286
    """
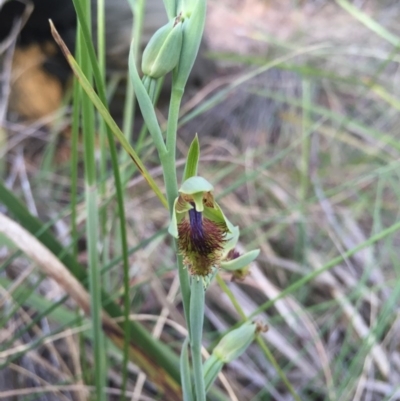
168 176 234 277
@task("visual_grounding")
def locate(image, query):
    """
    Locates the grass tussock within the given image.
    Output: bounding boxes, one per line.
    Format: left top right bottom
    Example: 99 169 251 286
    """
1 0 400 400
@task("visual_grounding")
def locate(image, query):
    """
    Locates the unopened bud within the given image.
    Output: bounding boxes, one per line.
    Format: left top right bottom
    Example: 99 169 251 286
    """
204 321 259 392
213 321 257 363
141 16 183 78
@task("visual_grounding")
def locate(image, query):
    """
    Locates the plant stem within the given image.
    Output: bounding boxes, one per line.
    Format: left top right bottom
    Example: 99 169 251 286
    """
160 83 192 328
77 5 106 398
190 277 206 401
180 336 195 401
166 86 184 153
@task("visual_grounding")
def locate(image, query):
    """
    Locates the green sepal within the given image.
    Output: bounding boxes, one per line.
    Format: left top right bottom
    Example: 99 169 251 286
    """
183 134 200 182
168 198 180 238
179 176 214 195
221 249 260 271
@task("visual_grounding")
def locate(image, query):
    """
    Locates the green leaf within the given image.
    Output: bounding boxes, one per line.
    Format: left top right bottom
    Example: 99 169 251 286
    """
180 337 194 401
174 0 206 89
129 41 167 157
203 355 223 393
183 134 200 182
50 22 168 209
221 249 260 271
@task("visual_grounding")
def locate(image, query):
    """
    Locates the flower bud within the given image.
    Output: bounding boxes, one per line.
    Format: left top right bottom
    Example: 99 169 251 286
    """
213 322 258 363
204 321 267 391
141 16 184 78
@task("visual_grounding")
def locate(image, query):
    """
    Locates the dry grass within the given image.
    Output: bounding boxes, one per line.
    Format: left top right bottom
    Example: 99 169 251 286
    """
1 0 400 400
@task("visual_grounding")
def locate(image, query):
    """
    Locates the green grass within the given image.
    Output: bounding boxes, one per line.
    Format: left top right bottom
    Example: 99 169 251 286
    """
1 0 400 400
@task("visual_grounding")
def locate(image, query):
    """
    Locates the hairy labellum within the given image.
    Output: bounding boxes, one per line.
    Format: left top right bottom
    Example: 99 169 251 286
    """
178 206 227 276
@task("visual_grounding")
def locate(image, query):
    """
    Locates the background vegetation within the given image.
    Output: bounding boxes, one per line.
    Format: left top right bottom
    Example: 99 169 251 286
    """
1 0 400 400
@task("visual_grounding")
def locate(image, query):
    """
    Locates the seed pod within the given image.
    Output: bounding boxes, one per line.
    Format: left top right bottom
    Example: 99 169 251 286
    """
141 17 183 78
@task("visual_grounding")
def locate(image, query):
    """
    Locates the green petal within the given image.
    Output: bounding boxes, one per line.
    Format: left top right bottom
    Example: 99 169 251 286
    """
203 201 234 233
168 198 180 238
220 249 260 271
222 226 240 256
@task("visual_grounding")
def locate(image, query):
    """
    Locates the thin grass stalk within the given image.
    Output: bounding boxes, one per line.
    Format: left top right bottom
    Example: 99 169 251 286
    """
295 78 311 263
251 218 400 318
70 1 134 397
122 0 145 146
96 0 110 290
71 72 81 260
190 277 206 401
76 1 106 397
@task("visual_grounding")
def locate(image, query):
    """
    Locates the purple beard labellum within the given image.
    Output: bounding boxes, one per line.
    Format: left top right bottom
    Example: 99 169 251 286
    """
177 203 227 276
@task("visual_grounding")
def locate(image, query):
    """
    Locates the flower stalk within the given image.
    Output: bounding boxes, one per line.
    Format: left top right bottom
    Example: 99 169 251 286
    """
129 0 260 398
190 277 206 401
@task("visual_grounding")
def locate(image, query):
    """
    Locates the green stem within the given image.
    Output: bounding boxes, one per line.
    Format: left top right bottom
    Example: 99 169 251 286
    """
77 7 106 398
72 1 131 398
166 86 184 154
256 337 301 401
215 275 246 319
160 151 191 328
180 336 195 401
96 0 108 289
159 83 192 328
190 277 206 401
70 75 80 260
